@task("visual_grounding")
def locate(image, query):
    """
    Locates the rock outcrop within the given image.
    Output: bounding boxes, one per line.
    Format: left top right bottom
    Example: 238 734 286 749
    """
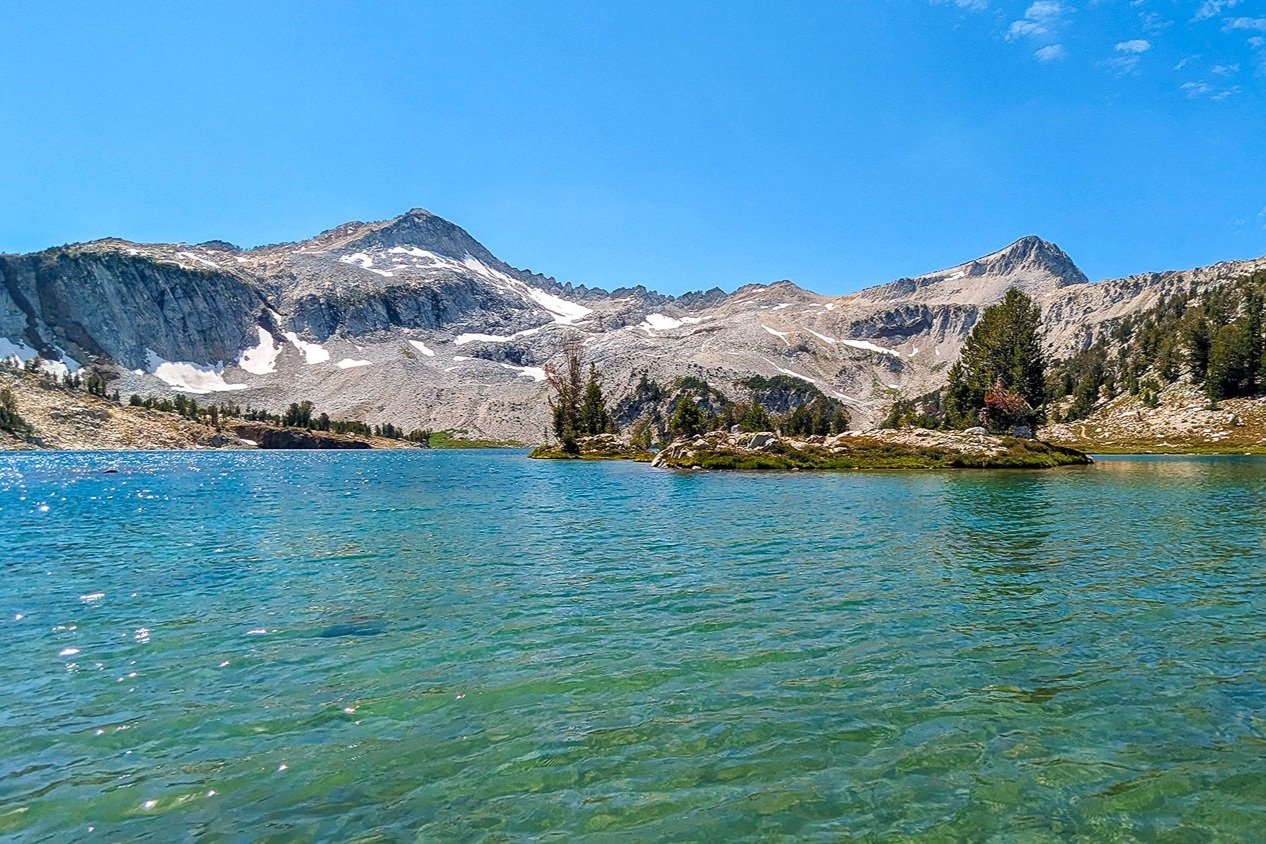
230 423 373 450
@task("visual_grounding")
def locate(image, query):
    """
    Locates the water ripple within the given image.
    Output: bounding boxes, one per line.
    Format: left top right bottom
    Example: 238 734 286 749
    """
2 452 1266 839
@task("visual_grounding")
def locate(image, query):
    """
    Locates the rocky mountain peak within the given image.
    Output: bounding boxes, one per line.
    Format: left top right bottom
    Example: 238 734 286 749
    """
851 235 1089 305
972 236 1088 288
299 208 510 271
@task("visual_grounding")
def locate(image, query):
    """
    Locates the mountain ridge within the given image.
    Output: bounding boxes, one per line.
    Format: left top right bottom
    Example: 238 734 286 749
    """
3 208 1264 439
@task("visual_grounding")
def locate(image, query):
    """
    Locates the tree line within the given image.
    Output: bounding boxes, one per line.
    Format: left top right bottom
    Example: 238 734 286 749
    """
1045 268 1266 418
0 354 433 445
545 338 852 453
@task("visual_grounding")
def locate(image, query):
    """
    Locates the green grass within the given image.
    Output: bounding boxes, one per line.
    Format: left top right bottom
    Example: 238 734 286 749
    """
527 445 655 462
428 430 525 449
664 437 1091 471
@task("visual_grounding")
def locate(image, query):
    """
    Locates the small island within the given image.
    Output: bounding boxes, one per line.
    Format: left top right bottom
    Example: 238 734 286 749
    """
650 428 1090 470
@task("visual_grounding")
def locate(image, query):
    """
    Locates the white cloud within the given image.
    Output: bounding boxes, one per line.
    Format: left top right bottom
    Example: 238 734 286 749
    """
1194 0 1240 22
1005 1 1066 41
1181 80 1241 100
1115 39 1151 54
930 0 988 9
1224 17 1266 32
1104 39 1151 75
1035 44 1067 61
1211 63 1240 75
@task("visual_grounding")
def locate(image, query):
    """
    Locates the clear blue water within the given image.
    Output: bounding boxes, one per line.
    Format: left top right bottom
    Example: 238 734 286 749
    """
3 451 1266 841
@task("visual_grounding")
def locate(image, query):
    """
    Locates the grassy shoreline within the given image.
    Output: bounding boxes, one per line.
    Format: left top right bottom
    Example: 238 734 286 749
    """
655 437 1092 471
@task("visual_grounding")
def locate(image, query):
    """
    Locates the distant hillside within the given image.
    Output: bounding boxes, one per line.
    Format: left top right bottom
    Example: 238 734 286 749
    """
3 207 1264 440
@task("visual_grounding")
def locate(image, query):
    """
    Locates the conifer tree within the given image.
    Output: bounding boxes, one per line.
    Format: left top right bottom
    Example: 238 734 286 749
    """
545 336 586 453
944 288 1047 428
668 396 706 439
579 363 612 435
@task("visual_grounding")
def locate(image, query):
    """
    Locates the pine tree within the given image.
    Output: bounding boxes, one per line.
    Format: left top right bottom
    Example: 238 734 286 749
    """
739 400 771 432
579 363 612 435
545 336 586 454
944 288 1046 429
668 397 706 439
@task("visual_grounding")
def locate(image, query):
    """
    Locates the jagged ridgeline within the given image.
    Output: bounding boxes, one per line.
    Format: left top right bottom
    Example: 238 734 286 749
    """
1046 268 1266 418
4 206 1265 442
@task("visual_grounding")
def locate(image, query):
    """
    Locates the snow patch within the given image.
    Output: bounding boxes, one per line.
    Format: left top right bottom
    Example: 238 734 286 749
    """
455 253 591 325
762 325 791 346
807 329 837 345
0 337 82 376
237 327 280 375
519 285 590 325
455 326 544 345
643 313 683 331
388 246 440 260
640 313 704 332
177 251 219 269
145 350 248 394
498 363 548 382
336 358 372 369
0 336 37 365
408 340 436 357
340 252 393 278
283 332 330 365
840 338 900 358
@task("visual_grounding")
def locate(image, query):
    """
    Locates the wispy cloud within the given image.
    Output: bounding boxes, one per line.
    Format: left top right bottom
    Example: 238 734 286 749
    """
1224 17 1266 32
1104 38 1151 75
1181 80 1241 100
1034 44 1067 62
1193 0 1240 22
1005 1 1067 42
929 0 988 9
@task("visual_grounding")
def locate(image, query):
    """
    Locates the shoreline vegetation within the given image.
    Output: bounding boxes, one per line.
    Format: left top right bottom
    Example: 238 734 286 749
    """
0 366 521 451
531 430 1092 470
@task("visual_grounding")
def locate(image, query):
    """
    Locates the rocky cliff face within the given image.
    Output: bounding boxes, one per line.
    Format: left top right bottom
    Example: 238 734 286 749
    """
3 208 1263 439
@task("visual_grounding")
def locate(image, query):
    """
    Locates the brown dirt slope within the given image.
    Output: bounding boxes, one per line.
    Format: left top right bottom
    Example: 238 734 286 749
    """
0 369 418 451
1 369 239 450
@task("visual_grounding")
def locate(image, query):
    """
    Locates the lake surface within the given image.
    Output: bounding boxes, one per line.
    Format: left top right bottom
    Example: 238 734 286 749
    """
3 451 1266 841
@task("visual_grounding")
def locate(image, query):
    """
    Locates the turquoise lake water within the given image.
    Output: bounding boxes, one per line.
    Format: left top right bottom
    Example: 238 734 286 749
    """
3 451 1266 841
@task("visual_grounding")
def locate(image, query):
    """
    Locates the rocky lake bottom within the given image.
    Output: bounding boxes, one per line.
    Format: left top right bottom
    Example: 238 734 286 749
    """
3 450 1266 840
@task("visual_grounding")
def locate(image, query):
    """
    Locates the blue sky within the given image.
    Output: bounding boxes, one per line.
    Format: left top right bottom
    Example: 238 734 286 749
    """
1 1 1263 295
